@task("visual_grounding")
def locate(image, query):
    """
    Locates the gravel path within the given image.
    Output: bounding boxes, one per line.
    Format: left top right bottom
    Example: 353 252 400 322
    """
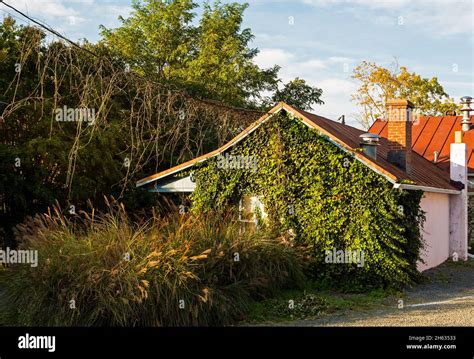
287 261 474 326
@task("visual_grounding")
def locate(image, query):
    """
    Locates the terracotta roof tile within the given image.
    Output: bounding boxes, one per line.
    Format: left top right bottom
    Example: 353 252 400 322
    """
369 115 474 173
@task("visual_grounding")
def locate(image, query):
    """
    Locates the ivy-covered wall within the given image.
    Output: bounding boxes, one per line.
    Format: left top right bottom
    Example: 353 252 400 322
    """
190 111 425 288
468 196 474 254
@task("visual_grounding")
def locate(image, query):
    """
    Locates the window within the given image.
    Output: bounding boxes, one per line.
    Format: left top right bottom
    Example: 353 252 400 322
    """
238 195 266 224
468 174 474 189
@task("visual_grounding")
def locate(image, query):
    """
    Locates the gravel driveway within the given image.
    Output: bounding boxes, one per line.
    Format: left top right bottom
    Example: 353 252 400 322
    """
287 261 474 326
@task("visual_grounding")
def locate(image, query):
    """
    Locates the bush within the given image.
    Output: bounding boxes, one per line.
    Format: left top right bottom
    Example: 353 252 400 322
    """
270 293 328 320
246 292 329 322
2 200 305 326
468 196 474 254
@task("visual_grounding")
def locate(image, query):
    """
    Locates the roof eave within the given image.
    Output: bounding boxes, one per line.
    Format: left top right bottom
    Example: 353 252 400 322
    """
394 183 460 195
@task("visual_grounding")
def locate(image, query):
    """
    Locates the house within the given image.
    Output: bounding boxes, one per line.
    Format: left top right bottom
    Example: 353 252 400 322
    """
137 99 472 272
369 97 474 176
368 96 474 267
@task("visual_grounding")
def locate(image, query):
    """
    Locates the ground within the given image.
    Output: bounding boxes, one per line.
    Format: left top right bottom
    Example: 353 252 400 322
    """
246 260 474 327
2 260 474 326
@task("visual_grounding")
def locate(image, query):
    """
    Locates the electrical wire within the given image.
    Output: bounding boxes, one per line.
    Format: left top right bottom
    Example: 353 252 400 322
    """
0 0 264 114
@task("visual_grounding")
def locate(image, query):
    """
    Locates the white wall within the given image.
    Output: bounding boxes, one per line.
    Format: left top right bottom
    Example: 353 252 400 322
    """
418 192 450 271
449 142 469 260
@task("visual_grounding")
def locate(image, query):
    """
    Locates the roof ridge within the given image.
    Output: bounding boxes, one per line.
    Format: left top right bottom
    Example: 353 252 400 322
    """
298 108 364 132
137 102 458 192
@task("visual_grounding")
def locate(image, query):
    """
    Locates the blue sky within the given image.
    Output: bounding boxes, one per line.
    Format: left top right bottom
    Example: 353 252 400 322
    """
3 0 473 128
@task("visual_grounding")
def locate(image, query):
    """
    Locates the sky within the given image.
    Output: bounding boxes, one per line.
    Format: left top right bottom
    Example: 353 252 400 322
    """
2 0 473 128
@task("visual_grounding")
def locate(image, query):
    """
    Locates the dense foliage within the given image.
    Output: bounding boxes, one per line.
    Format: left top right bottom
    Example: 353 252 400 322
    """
468 197 474 253
1 201 304 326
0 0 325 245
352 61 458 128
0 13 259 246
191 111 425 288
100 0 325 109
268 77 324 110
100 0 277 108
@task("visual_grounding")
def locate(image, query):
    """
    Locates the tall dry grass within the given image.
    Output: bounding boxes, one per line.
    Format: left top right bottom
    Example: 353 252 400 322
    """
2 199 304 326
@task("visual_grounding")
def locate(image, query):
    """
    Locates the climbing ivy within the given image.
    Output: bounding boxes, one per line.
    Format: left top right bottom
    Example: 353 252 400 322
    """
468 197 474 254
190 111 425 289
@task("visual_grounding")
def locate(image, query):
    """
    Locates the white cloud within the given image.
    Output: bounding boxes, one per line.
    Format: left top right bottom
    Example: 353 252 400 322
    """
300 59 327 70
253 48 360 122
5 1 133 42
328 56 354 63
443 81 474 88
11 0 79 19
318 78 357 95
302 0 474 36
406 1 474 36
303 0 411 10
254 33 288 44
258 52 355 77
8 1 129 27
313 78 359 122
254 48 296 68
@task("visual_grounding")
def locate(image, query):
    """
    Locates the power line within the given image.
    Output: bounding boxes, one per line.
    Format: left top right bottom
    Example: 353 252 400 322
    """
0 0 97 57
0 8 28 25
0 0 264 115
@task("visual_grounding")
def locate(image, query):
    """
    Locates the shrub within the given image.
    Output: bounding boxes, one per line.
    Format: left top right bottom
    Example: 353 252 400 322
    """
272 293 328 320
2 200 305 326
246 292 329 322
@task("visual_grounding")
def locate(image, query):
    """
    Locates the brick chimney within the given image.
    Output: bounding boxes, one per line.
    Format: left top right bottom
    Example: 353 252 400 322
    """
386 99 414 174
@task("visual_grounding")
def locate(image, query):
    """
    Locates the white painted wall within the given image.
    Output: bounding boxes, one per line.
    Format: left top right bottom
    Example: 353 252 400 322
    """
449 142 469 260
418 192 450 271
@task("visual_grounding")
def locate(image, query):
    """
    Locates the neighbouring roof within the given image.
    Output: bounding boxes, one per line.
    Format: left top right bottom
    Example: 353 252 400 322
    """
369 115 474 173
137 102 459 194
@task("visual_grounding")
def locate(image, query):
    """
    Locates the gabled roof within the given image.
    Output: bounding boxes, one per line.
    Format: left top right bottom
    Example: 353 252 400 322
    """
369 115 474 173
137 102 459 193
136 103 284 188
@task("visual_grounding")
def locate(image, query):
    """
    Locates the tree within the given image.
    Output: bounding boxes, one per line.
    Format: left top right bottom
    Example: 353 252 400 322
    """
269 77 324 111
99 0 197 80
0 14 264 248
100 0 280 107
0 2 325 245
177 2 279 107
352 61 457 128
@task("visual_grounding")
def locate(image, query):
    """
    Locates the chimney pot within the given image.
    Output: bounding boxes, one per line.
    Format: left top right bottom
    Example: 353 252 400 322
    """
455 131 463 144
460 96 472 132
359 133 379 160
